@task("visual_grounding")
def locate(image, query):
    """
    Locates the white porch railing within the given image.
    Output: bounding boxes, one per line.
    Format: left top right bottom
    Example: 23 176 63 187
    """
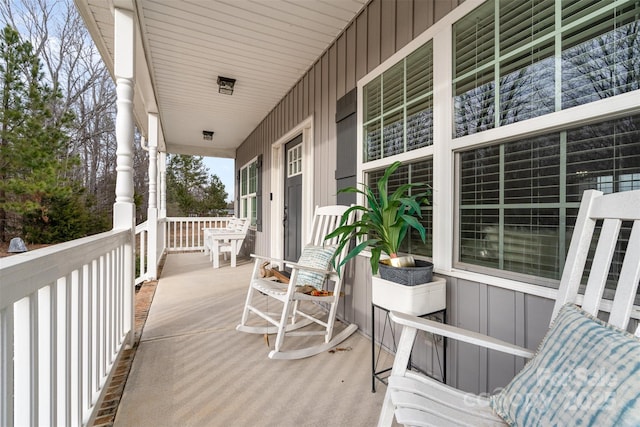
163 217 231 252
0 229 134 427
135 221 149 285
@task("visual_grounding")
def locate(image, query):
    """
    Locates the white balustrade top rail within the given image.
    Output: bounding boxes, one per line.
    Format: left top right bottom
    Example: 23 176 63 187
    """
0 229 134 427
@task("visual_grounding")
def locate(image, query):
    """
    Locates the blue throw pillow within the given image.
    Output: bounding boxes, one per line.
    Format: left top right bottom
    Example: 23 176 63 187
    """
295 245 335 290
491 303 640 427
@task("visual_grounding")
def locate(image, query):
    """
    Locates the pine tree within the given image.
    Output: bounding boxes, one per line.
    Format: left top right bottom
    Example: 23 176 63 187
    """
166 154 228 216
0 25 75 242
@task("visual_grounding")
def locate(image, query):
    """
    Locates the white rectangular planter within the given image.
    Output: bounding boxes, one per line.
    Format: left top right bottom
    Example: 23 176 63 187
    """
372 275 446 316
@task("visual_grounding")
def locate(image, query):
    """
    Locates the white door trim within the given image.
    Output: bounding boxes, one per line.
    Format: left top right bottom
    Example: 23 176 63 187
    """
270 115 314 260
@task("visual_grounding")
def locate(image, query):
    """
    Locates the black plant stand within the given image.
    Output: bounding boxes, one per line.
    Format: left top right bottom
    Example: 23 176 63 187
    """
371 303 446 392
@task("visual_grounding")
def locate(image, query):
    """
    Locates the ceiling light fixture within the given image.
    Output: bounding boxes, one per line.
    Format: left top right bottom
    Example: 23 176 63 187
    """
217 76 236 95
202 130 214 141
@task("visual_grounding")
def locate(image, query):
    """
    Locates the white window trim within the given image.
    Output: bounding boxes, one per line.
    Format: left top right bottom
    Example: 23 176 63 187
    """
356 0 640 297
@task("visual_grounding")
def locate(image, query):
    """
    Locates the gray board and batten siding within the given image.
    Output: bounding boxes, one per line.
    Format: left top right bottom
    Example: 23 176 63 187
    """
235 0 553 395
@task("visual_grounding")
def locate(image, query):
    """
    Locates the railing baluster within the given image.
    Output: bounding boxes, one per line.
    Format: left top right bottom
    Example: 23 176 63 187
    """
71 269 81 427
14 297 31 426
37 286 51 426
1 302 15 426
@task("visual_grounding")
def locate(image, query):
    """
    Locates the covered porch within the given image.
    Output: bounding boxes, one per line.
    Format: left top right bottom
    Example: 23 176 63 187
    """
110 252 389 426
3 0 640 425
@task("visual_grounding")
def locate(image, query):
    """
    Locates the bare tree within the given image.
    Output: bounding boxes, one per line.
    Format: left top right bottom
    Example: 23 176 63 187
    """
1 0 149 228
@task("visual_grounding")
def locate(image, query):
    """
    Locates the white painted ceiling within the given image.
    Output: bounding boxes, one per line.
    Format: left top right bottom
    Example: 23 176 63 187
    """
77 0 368 158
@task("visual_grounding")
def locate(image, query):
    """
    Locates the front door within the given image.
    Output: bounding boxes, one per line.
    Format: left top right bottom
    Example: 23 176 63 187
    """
283 135 303 262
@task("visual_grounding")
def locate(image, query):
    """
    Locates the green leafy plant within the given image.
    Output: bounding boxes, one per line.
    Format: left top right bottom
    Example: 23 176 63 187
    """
325 161 430 275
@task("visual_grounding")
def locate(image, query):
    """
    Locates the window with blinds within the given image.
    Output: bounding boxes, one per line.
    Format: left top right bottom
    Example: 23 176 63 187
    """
367 159 433 257
363 41 433 162
453 0 640 137
240 159 258 226
458 114 640 285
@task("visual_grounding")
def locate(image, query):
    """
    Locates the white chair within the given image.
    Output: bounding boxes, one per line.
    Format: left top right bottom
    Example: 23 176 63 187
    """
236 205 357 359
379 189 640 426
205 218 249 268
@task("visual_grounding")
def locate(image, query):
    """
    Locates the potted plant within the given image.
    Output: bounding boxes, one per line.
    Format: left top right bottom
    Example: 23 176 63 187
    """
325 160 433 285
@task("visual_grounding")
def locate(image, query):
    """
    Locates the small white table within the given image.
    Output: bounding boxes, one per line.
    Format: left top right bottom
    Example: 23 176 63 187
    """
206 231 245 268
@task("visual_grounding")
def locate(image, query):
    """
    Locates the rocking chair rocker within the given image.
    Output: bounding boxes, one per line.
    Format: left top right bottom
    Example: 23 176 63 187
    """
236 205 357 359
379 189 640 426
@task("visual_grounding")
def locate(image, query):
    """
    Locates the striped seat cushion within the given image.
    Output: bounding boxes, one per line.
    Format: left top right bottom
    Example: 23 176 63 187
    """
491 303 640 427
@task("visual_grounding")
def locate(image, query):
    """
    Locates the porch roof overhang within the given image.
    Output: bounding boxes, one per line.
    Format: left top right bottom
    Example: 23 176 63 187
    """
74 0 367 158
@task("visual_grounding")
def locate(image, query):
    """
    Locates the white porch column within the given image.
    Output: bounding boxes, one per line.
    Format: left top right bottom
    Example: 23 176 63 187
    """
113 7 136 230
159 151 167 218
113 5 136 347
146 113 159 279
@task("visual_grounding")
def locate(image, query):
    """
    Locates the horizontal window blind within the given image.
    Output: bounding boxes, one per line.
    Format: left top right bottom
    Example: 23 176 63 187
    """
499 0 555 56
459 114 640 284
363 41 433 162
566 115 640 202
383 62 404 113
562 0 612 25
454 6 495 84
454 0 640 137
248 162 257 193
503 135 560 204
562 4 640 108
364 76 381 122
367 159 433 257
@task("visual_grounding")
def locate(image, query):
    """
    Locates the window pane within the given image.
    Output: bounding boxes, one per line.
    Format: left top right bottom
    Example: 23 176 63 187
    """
365 121 382 161
459 209 500 269
453 1 496 137
407 98 433 151
562 3 640 108
502 208 561 278
383 62 404 112
460 145 500 205
499 0 554 55
566 116 640 202
366 159 433 257
406 41 433 102
503 135 560 204
241 167 248 196
250 197 257 226
454 3 495 78
248 162 257 193
499 41 555 125
383 111 404 158
365 76 381 122
454 73 495 137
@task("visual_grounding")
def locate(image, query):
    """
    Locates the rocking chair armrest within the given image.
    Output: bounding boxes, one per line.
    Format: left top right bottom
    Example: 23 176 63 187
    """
250 254 287 264
284 261 333 276
389 311 535 359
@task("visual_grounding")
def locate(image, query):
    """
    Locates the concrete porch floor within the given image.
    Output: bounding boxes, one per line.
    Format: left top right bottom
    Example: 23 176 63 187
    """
113 252 395 426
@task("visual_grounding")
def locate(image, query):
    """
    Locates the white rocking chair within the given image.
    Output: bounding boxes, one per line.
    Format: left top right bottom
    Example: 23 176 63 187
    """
236 205 357 359
379 189 640 426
